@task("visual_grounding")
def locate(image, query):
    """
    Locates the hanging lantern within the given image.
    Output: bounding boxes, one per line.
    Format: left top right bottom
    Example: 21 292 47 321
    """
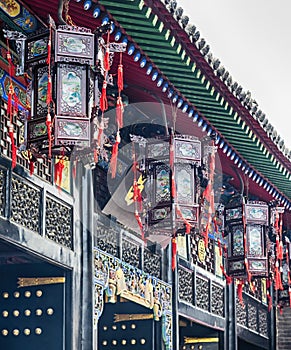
26 24 94 155
225 201 269 278
145 135 201 241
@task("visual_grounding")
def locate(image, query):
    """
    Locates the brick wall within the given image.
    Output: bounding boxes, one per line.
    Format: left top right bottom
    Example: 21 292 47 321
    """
277 307 291 349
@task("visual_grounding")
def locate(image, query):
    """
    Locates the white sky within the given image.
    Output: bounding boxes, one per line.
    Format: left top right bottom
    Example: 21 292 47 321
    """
178 0 291 150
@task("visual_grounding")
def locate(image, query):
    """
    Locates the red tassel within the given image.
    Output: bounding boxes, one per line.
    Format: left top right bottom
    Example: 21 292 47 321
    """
218 239 222 256
46 74 52 105
278 240 283 260
104 47 110 72
185 222 191 234
72 160 77 179
13 91 19 115
237 281 244 305
171 174 176 199
54 158 65 188
116 96 124 128
29 159 34 176
94 149 99 163
110 132 120 178
279 307 283 315
7 84 13 118
220 265 232 284
46 114 52 158
9 124 17 169
117 63 123 92
100 81 108 112
172 237 177 271
134 210 144 241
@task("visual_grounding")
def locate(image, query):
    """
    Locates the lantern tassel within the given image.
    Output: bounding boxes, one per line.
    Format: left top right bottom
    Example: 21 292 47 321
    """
117 63 124 92
100 81 108 112
171 174 176 199
134 210 144 241
46 75 52 105
104 47 110 72
116 97 124 129
29 159 34 176
7 84 13 118
278 240 283 260
172 237 177 271
54 158 65 189
220 265 232 285
110 132 120 178
237 281 244 305
46 114 52 158
9 124 17 169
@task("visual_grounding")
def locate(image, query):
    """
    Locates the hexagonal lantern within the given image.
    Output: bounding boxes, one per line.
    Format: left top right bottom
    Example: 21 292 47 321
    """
25 24 94 156
145 135 201 240
225 201 269 278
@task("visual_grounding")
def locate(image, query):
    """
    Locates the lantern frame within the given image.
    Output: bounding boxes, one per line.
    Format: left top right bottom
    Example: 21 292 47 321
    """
226 201 269 278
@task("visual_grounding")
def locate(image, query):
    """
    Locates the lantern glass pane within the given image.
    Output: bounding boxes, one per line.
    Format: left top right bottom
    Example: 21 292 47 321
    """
175 139 201 162
245 203 268 224
154 164 171 204
35 65 49 117
176 164 194 204
147 141 169 159
247 225 263 256
231 225 244 256
54 116 90 147
55 29 94 64
225 207 242 222
57 64 87 117
26 32 49 65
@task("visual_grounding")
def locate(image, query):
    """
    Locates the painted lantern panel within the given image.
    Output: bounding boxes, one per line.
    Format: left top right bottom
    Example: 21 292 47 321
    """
175 163 194 204
247 225 264 256
57 64 87 117
175 139 201 162
55 29 94 65
154 164 171 205
231 225 244 256
54 116 90 147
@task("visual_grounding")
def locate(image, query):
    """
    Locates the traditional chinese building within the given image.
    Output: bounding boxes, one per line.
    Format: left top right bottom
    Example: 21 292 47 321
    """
0 1 291 350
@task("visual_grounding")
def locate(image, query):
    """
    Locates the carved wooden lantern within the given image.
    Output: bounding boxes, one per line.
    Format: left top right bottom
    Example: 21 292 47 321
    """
226 201 269 278
145 135 201 240
25 24 94 156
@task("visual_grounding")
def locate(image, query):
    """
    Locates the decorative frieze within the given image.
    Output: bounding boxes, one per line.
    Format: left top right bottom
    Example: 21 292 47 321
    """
236 297 247 327
247 303 258 332
122 238 140 268
195 276 209 311
45 196 73 249
258 309 268 337
211 283 224 317
95 224 118 256
11 176 40 232
144 248 161 278
178 267 193 304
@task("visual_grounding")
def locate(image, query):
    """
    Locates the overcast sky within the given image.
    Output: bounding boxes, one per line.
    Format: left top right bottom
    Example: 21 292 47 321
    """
178 0 291 150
